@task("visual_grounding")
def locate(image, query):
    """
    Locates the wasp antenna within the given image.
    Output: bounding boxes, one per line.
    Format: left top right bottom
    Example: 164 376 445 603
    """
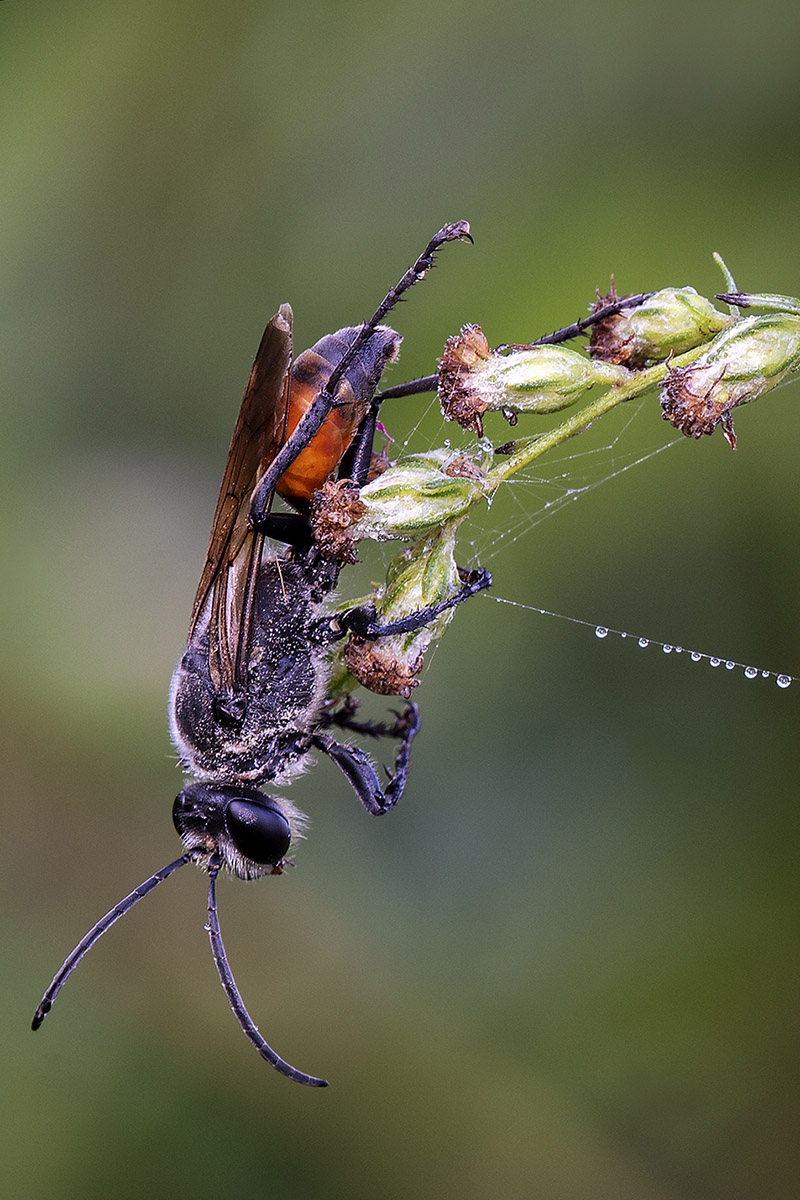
205 859 329 1087
32 853 191 1031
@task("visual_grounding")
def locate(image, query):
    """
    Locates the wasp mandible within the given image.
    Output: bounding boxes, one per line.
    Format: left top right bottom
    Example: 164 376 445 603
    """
32 221 490 1086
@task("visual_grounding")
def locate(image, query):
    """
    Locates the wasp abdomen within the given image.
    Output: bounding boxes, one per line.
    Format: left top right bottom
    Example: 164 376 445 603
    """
275 325 401 504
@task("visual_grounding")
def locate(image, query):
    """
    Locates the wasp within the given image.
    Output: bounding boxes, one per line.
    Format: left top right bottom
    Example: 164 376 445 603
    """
32 222 490 1086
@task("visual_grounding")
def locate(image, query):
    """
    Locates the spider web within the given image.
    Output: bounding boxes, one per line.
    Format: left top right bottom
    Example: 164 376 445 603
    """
384 392 797 690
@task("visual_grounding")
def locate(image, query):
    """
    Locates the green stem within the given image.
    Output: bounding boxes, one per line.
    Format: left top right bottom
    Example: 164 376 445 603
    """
485 343 708 491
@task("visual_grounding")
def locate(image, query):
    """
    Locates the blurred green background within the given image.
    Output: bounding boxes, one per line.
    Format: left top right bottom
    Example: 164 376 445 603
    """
3 2 800 1197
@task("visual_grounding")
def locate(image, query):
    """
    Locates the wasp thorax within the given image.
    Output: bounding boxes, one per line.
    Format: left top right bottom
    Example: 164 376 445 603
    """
173 783 292 879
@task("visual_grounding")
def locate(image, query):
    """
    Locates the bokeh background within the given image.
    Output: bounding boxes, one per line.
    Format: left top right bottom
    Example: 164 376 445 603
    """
3 2 800 1197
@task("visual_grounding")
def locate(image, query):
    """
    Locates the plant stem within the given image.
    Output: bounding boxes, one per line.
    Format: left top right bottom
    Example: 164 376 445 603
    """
485 344 708 491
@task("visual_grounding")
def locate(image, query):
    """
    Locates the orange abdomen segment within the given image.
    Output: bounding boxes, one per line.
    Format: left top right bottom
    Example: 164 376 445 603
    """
272 325 402 505
275 347 361 504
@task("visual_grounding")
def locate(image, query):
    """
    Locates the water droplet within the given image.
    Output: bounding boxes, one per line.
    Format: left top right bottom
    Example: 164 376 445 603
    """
675 646 684 654
638 637 649 648
776 674 792 689
725 660 735 670
620 632 627 639
595 626 608 639
690 652 702 662
663 644 673 654
744 666 758 679
710 658 721 668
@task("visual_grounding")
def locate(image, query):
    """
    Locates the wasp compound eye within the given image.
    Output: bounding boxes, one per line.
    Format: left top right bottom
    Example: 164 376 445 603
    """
225 798 291 865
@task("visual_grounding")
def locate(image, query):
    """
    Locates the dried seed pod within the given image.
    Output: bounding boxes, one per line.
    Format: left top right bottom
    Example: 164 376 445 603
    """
660 312 800 448
590 286 731 368
439 324 626 436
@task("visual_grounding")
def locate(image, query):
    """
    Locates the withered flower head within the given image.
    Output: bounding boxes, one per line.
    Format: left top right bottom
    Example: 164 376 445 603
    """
660 312 800 449
438 325 494 435
590 286 731 368
309 478 367 563
344 635 423 698
661 362 740 447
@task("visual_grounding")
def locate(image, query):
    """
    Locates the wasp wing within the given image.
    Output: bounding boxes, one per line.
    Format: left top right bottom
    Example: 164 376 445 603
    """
188 304 293 692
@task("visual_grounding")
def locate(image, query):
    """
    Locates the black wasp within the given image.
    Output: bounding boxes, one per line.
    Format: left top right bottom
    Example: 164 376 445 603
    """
32 222 491 1086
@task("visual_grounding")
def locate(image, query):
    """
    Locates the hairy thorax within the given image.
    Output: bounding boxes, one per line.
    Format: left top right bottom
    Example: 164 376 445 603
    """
169 551 338 786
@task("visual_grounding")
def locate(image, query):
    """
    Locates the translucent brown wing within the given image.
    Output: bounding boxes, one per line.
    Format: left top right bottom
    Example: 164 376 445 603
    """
188 304 293 691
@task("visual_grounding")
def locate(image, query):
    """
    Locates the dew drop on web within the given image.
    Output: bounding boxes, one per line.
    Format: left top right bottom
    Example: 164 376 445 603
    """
744 666 758 679
776 674 792 689
690 652 702 662
595 626 608 639
709 658 721 667
638 637 649 648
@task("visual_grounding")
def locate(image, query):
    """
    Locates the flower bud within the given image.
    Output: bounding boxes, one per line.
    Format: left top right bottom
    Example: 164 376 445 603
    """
310 449 488 560
344 524 464 697
660 312 800 448
589 287 731 368
438 325 626 436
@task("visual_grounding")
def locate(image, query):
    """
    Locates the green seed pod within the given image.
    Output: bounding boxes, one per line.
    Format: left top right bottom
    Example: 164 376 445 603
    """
438 325 626 436
660 312 800 447
344 522 464 697
590 287 731 368
310 449 488 559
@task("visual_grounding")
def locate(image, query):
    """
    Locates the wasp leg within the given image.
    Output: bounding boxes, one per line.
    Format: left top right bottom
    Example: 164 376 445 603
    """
249 222 472 530
336 399 381 486
249 510 314 548
337 566 491 641
311 703 420 816
323 698 418 741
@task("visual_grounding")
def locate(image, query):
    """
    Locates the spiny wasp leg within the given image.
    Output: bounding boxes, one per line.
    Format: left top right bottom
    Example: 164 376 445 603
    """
248 222 471 530
324 698 420 741
311 710 420 816
338 567 492 641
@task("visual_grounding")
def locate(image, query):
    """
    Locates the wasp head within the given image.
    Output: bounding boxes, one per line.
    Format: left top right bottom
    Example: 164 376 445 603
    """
173 783 295 880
